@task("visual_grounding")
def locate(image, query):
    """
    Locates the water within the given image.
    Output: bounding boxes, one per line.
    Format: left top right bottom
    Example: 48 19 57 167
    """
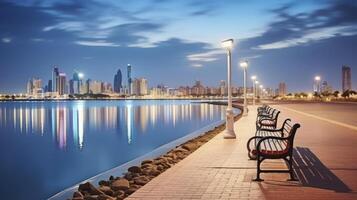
0 100 229 200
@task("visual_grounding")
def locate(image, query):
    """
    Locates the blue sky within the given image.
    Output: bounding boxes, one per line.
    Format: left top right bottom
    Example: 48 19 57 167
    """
0 0 356 93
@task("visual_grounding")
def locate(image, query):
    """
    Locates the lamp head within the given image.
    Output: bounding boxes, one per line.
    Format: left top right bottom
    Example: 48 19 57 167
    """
78 73 84 79
221 39 234 50
240 60 248 68
259 85 263 88
255 81 259 84
251 75 256 80
315 76 321 81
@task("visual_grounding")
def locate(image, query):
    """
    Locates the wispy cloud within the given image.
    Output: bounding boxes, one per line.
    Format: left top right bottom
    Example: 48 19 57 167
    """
187 49 223 62
75 40 120 47
1 37 12 43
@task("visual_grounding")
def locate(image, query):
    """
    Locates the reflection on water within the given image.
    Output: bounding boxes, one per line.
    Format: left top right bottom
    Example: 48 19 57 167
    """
0 101 224 150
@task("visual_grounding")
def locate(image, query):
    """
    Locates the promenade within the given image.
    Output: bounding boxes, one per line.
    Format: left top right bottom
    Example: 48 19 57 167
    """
127 103 357 200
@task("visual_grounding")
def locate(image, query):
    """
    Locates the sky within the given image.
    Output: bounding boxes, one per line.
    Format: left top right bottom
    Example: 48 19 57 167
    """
0 0 357 93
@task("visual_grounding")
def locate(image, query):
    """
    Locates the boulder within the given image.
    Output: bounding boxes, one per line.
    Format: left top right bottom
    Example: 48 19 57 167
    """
98 194 116 200
73 191 84 198
83 195 98 200
111 179 130 191
141 159 153 165
128 166 142 173
99 186 113 196
149 169 161 176
98 180 110 186
113 190 126 199
182 143 198 151
78 182 104 195
133 176 150 186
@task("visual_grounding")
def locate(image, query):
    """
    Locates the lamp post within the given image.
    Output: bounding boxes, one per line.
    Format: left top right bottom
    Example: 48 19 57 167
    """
259 85 263 98
314 76 321 94
251 76 256 106
221 39 236 139
240 61 248 116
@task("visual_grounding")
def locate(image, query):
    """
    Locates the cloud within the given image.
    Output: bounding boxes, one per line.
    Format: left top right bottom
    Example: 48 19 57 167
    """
187 49 223 62
241 1 357 51
192 63 203 67
2 37 12 43
75 40 120 47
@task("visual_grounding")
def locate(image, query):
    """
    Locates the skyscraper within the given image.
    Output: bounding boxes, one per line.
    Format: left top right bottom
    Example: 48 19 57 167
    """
52 67 59 93
127 64 132 95
342 66 351 92
58 73 67 95
132 78 148 96
278 82 287 96
27 78 43 95
69 71 82 94
114 69 122 93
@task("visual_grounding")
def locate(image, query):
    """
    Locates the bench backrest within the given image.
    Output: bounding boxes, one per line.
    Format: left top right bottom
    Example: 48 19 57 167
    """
281 119 301 149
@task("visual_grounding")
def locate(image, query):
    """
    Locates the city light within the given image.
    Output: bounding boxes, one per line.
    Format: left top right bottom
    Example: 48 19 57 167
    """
221 39 234 50
78 73 84 79
251 76 256 80
315 76 321 81
240 61 248 68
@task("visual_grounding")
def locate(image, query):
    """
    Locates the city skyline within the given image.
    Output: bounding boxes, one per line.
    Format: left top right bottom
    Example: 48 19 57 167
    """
1 1 357 93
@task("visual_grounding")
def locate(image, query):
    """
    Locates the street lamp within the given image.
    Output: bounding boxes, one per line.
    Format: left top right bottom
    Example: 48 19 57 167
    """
221 39 236 139
314 76 321 94
240 61 248 116
251 76 257 106
259 85 263 98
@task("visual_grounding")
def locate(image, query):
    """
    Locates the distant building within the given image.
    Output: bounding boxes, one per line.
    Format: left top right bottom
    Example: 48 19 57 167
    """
114 69 122 93
69 71 82 95
278 82 287 96
86 79 102 94
219 80 227 96
52 67 59 93
191 80 205 96
132 78 148 96
101 82 113 93
58 73 67 95
321 81 333 94
342 66 351 92
127 64 132 95
27 78 43 95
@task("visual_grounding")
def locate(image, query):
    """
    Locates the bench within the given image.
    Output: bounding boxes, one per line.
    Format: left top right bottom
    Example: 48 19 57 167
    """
247 119 301 181
256 108 280 130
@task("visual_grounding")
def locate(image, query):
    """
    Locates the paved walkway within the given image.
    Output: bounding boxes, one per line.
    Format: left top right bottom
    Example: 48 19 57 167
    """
127 104 357 200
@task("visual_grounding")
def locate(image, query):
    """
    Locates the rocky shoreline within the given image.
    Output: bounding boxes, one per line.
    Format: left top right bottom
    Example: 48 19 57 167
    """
70 104 242 200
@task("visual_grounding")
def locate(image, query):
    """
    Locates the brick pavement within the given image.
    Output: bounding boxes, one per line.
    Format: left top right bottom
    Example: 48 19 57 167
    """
127 105 357 200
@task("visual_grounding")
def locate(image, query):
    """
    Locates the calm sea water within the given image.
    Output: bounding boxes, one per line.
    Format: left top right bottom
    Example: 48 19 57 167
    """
0 100 228 200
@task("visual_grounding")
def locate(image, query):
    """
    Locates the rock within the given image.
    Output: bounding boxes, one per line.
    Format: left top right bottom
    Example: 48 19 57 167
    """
84 195 98 200
73 191 84 198
128 166 142 173
111 179 130 191
141 159 153 165
99 186 113 196
109 176 115 181
99 180 110 186
72 198 84 200
78 182 104 195
124 172 134 181
133 176 150 186
98 194 115 200
149 169 161 176
182 143 197 151
113 190 125 199
156 165 164 171
141 163 154 169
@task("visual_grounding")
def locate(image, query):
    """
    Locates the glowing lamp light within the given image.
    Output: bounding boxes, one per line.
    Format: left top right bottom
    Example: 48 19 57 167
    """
255 81 259 84
251 75 256 80
221 39 234 50
315 76 321 81
240 61 248 68
78 73 84 79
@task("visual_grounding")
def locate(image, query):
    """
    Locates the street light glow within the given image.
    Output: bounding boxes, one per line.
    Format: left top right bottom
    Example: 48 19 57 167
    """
251 75 256 80
255 81 259 84
240 60 248 68
315 76 321 81
78 73 84 79
221 39 234 50
260 85 263 88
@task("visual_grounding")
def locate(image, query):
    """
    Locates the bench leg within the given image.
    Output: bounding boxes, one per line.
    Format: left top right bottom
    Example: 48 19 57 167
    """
253 156 264 181
286 156 298 181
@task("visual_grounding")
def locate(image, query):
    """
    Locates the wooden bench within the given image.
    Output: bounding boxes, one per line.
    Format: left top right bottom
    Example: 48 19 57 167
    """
256 108 280 130
247 119 301 181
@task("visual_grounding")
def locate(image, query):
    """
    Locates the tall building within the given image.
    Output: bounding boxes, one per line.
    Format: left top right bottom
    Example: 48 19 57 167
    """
127 64 132 95
132 78 148 96
58 73 67 95
114 69 122 93
342 66 351 92
219 80 227 96
69 71 82 94
52 67 59 93
27 78 43 96
278 82 287 96
86 79 102 94
321 81 333 94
